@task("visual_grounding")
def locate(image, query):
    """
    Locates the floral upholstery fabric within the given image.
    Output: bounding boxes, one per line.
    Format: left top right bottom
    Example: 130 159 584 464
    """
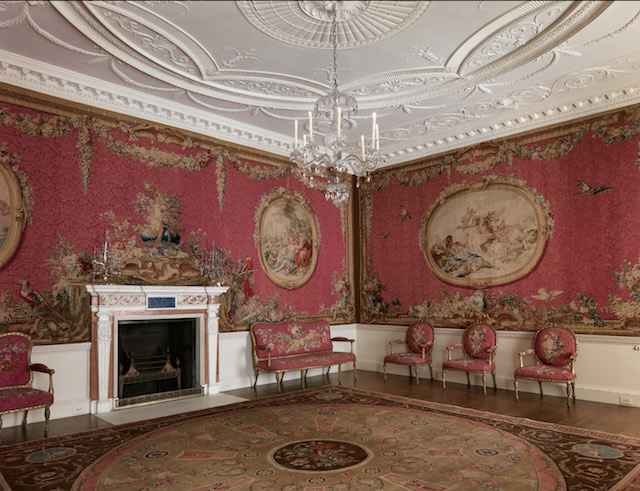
252 321 333 360
443 358 494 372
514 365 575 381
385 352 433 365
534 327 577 366
0 334 32 388
0 387 53 412
463 324 496 360
406 323 434 354
255 351 355 371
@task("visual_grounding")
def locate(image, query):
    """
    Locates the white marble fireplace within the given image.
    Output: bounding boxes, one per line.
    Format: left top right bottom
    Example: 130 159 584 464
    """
85 284 229 413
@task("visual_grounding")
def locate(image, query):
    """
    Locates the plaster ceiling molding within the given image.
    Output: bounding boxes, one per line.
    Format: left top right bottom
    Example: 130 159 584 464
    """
0 1 639 169
236 1 431 49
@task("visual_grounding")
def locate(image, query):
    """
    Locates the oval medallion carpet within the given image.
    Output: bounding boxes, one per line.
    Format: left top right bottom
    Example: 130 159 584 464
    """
2 386 640 490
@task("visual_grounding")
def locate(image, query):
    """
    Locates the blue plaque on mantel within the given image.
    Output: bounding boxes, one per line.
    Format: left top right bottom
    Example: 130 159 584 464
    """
148 297 176 309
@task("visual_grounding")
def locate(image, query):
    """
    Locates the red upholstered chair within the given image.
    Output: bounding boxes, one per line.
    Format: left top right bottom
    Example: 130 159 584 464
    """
0 332 55 439
383 323 434 384
442 323 497 394
514 326 578 407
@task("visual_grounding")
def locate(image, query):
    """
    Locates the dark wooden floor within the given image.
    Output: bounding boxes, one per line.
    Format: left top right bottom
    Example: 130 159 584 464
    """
2 370 640 446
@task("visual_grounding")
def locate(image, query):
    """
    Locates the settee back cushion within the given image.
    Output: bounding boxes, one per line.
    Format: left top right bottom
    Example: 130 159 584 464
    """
463 324 496 360
535 326 577 366
0 333 32 388
252 320 333 358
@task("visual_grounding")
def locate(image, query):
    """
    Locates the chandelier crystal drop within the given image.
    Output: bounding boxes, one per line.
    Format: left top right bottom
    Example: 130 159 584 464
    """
289 1 382 207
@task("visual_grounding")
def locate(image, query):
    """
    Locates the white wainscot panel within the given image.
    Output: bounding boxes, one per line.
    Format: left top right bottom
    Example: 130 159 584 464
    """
356 324 640 406
1 342 91 428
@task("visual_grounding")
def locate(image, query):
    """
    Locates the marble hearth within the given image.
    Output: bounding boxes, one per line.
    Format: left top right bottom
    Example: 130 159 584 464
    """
85 284 228 413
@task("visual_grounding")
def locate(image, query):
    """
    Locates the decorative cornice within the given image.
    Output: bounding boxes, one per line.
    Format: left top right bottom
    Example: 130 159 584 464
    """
0 51 291 156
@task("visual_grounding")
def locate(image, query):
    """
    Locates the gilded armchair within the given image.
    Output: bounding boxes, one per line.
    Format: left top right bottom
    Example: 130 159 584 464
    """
383 322 434 384
514 326 578 406
442 323 497 394
0 332 55 439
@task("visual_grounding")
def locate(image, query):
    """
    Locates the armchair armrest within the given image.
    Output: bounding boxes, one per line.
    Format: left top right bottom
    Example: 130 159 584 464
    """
446 343 463 361
517 348 535 367
332 337 355 354
418 341 433 359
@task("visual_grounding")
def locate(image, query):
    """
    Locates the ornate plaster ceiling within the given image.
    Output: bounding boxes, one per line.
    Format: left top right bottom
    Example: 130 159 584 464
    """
0 1 639 168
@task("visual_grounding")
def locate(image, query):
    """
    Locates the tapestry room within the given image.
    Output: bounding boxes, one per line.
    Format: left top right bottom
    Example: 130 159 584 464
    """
2 1 640 489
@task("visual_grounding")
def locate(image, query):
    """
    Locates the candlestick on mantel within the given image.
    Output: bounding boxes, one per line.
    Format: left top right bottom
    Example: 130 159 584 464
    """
294 120 298 150
308 111 313 142
371 113 377 150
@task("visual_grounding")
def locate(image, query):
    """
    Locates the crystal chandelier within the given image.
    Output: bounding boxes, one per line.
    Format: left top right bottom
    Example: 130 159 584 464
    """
289 2 382 207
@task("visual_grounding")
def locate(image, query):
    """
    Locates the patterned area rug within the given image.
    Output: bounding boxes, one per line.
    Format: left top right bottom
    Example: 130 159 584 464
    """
2 386 640 490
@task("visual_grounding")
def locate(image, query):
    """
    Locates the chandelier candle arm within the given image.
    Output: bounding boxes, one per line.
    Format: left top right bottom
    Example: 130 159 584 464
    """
289 1 384 207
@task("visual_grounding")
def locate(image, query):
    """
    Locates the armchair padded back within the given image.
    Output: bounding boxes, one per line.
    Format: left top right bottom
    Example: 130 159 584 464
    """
534 326 577 366
406 323 434 354
463 324 496 360
0 333 32 388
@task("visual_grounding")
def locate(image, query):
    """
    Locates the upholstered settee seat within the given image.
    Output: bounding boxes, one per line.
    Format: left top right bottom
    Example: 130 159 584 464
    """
442 358 495 372
0 387 54 412
514 365 575 381
250 320 356 390
254 350 355 371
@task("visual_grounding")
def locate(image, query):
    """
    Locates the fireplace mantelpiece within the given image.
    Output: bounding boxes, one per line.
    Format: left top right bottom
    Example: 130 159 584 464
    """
85 284 228 413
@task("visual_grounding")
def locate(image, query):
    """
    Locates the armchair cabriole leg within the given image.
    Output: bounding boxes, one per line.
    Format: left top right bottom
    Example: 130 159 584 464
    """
482 373 487 395
338 364 342 384
383 362 387 380
566 383 571 407
44 407 50 436
539 381 544 398
254 370 259 388
466 372 471 387
442 371 446 389
572 382 576 401
429 363 433 380
514 379 519 400
415 366 420 385
22 410 28 426
492 370 497 390
353 361 357 381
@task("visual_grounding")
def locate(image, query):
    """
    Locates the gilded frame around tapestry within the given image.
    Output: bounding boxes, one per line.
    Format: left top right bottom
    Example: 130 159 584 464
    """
420 178 549 288
254 188 320 290
0 160 26 269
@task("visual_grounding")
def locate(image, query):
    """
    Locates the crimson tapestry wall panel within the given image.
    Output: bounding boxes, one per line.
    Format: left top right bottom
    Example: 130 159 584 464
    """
360 110 640 334
0 99 354 344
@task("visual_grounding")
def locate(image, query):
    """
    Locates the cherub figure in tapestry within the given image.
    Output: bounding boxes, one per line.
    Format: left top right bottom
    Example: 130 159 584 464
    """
421 178 550 288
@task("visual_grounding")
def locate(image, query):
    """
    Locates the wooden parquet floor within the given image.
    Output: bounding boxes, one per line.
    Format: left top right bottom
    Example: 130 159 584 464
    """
2 370 640 446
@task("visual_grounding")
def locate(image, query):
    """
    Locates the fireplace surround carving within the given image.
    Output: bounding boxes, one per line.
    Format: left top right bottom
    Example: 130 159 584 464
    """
85 284 228 413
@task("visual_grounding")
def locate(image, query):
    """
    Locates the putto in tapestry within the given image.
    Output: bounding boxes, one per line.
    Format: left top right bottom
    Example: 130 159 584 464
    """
421 176 551 288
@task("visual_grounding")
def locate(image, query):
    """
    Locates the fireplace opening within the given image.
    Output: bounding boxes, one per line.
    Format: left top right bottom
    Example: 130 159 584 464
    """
117 317 201 407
